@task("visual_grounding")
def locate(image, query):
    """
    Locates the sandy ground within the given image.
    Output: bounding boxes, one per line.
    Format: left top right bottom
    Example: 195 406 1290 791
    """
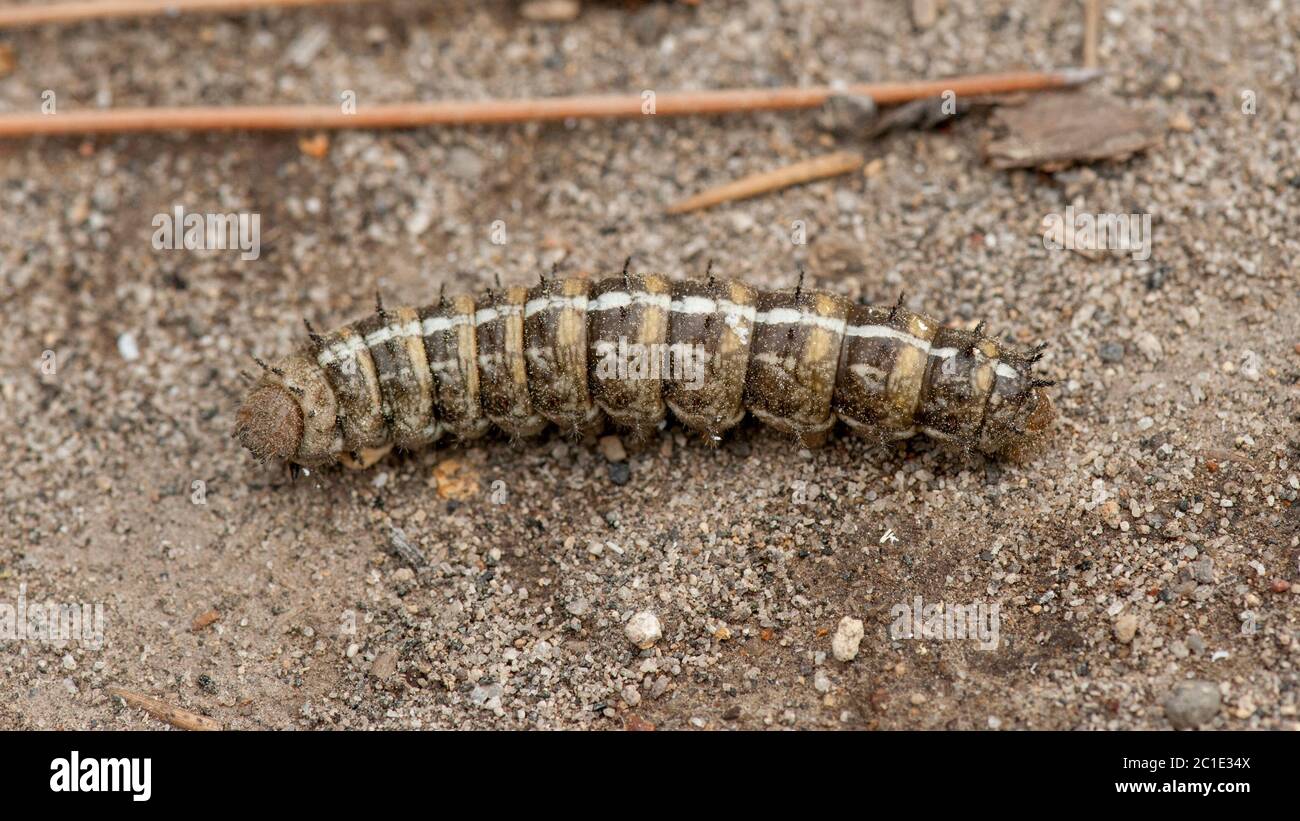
2 0 1298 730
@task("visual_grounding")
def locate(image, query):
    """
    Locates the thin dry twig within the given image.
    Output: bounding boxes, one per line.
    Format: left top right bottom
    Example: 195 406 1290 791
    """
665 151 864 215
0 0 380 30
0 69 1102 138
108 685 223 731
1083 0 1102 69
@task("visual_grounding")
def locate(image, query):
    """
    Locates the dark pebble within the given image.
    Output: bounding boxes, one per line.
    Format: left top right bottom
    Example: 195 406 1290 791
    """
1099 342 1125 363
1146 265 1169 290
608 461 631 485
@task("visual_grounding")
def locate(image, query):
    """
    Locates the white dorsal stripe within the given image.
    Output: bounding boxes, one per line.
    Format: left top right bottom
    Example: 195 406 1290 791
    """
364 320 421 348
753 307 847 334
588 290 673 312
591 291 632 310
668 296 758 323
316 334 367 366
669 295 717 314
843 324 1022 385
524 294 588 318
421 314 471 335
844 323 931 352
310 298 1025 394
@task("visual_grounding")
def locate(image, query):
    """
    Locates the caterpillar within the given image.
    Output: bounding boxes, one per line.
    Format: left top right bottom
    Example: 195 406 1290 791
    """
234 268 1055 470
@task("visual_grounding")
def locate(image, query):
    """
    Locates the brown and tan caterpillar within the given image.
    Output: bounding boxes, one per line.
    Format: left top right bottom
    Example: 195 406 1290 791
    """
234 269 1055 470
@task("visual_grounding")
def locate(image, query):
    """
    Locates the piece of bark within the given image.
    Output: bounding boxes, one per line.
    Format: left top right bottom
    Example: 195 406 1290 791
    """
386 525 427 569
984 92 1162 170
863 95 982 138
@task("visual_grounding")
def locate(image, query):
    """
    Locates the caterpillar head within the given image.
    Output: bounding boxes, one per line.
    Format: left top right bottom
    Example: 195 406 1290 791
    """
980 362 1055 461
235 383 304 463
234 353 339 466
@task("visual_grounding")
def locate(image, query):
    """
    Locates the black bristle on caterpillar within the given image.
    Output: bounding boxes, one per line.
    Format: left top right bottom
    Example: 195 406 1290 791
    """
234 270 1056 469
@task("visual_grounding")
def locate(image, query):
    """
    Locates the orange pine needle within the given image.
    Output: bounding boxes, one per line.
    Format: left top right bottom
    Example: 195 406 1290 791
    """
0 0 380 29
0 69 1102 138
665 151 865 215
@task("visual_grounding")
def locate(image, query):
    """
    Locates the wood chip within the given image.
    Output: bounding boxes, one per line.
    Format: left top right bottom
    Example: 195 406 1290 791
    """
297 132 330 158
108 686 222 731
984 92 1162 170
666 151 864 215
191 608 220 632
433 457 480 500
519 0 579 22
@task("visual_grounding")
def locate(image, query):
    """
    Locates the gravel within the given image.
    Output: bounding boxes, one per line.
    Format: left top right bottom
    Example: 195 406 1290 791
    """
598 435 627 463
624 611 663 649
831 617 865 662
1163 680 1221 730
1113 613 1138 644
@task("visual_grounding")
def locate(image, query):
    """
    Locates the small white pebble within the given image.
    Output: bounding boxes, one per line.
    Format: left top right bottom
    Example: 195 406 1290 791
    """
624 610 663 648
117 332 140 361
831 616 865 662
1135 332 1163 363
